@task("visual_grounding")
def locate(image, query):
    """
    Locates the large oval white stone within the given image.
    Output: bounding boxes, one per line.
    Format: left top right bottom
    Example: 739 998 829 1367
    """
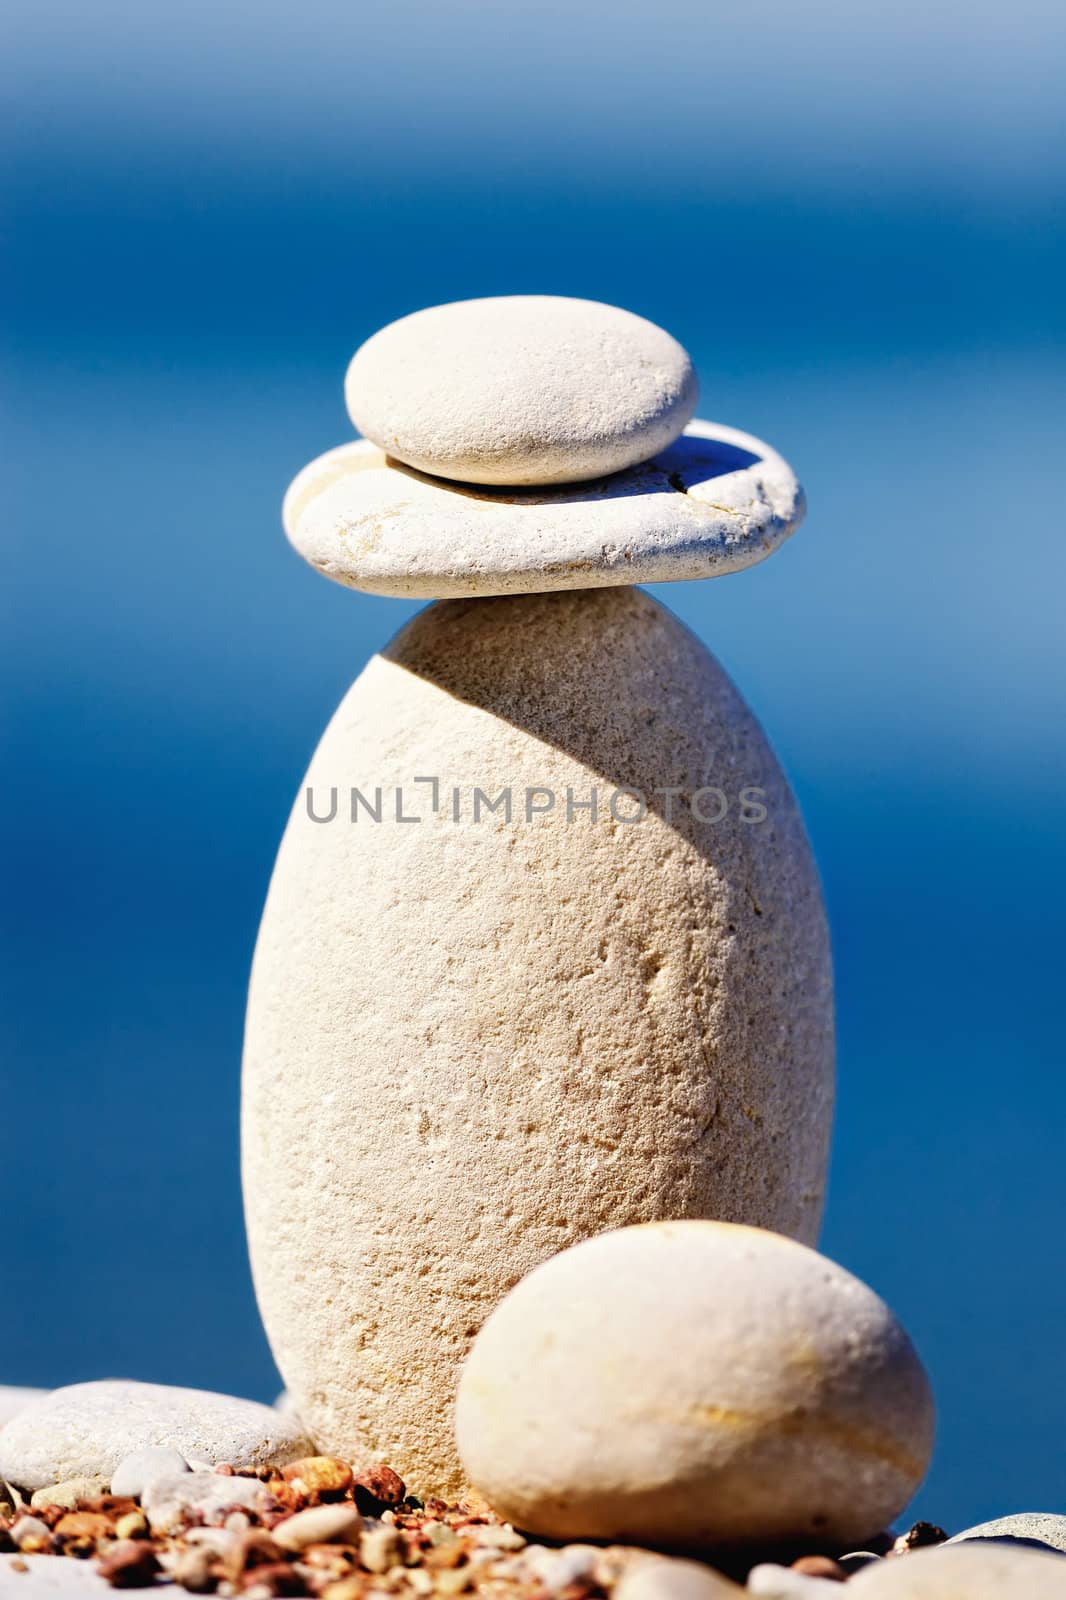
242 587 833 1496
345 296 698 487
456 1221 934 1549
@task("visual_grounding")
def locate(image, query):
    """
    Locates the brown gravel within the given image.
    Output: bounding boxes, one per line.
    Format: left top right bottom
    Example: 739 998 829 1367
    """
0 1460 951 1593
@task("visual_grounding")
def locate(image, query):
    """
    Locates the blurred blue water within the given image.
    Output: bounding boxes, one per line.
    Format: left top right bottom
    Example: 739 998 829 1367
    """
3 0 1065 1532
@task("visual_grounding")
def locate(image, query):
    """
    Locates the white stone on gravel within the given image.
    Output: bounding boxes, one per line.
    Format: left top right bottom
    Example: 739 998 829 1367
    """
748 1563 846 1595
522 1545 602 1590
283 420 803 600
140 1468 274 1533
848 1541 1066 1595
273 1502 364 1551
0 1553 113 1593
0 1385 46 1429
0 1379 311 1491
614 1555 743 1600
11 1513 52 1547
110 1444 190 1497
243 587 834 1497
29 1476 108 1510
456 1221 933 1548
947 1512 1066 1555
345 296 698 487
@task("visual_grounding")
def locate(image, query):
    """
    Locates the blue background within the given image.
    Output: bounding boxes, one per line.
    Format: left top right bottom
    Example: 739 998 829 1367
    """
4 0 1065 1531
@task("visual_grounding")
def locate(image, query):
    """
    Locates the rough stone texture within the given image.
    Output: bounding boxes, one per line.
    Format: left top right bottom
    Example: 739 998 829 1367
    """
455 1221 932 1548
946 1512 1066 1555
243 588 834 1497
0 1381 311 1491
613 1555 743 1600
0 1385 46 1430
284 421 803 599
849 1541 1066 1595
344 296 698 486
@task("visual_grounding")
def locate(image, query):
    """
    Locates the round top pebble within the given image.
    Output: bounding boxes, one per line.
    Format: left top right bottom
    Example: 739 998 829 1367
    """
344 296 698 486
283 419 803 599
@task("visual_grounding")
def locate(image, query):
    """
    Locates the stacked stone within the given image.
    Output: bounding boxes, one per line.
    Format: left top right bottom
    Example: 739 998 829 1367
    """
239 296 989 1591
246 295 836 1506
0 303 1058 1594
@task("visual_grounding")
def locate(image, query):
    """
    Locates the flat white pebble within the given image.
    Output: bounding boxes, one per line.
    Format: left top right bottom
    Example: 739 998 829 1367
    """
456 1221 933 1548
849 1542 1066 1595
140 1469 273 1533
747 1564 845 1595
614 1555 744 1600
947 1512 1066 1555
283 420 803 599
345 296 698 486
273 1503 364 1550
109 1443 189 1497
0 1379 311 1490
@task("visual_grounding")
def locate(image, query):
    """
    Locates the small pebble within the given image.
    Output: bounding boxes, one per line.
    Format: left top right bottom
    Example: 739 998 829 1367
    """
524 1545 601 1591
614 1555 743 1600
280 1454 353 1499
54 1510 114 1550
172 1546 215 1592
112 1510 148 1540
350 1464 406 1513
792 1556 846 1580
30 1476 109 1510
473 1524 527 1551
360 1523 403 1573
110 1445 189 1498
11 1513 52 1551
96 1539 161 1588
272 1503 363 1552
748 1563 844 1596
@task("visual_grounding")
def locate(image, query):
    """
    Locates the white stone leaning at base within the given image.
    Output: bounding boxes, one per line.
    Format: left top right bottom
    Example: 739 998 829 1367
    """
283 420 803 600
345 295 698 487
455 1220 933 1548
